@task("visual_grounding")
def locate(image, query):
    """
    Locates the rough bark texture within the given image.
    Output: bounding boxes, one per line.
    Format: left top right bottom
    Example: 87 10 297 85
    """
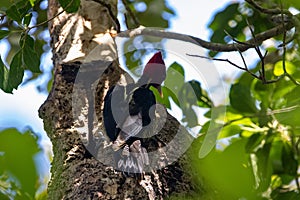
39 0 197 199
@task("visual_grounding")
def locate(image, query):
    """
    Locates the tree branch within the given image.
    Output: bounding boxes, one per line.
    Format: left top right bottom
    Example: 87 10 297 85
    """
28 9 65 31
245 0 291 16
121 0 140 28
117 22 295 52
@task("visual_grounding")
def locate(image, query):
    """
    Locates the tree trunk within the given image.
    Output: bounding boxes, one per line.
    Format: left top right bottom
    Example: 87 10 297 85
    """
39 0 196 199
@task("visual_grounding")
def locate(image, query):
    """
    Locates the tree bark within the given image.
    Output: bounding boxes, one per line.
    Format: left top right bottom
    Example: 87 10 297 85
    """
39 0 196 199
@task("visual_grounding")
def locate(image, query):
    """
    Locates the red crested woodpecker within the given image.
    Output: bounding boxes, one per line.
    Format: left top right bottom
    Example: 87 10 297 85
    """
103 52 166 174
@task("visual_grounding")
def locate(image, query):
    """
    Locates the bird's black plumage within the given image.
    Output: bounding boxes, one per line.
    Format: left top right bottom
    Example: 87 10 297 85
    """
103 84 156 142
103 52 166 174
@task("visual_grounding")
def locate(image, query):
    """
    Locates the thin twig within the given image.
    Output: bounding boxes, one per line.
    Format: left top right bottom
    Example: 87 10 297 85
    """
28 9 65 31
245 0 291 16
285 73 300 86
281 2 288 75
278 3 300 86
224 30 256 48
237 49 250 71
246 19 268 83
187 54 244 70
269 105 300 114
121 0 140 28
224 30 251 71
186 54 261 80
27 0 74 31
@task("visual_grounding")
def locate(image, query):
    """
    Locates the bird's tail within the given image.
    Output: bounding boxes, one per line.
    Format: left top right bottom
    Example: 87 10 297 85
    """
114 140 149 175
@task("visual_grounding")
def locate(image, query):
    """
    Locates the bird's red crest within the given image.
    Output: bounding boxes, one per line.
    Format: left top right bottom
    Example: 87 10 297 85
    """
142 52 166 85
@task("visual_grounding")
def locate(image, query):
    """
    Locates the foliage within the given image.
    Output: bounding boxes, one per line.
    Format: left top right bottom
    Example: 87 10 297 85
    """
190 72 300 199
187 1 300 199
151 61 212 129
0 128 42 199
0 0 48 93
208 1 274 57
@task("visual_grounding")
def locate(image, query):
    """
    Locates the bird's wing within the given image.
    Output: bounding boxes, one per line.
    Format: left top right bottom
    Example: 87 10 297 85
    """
104 83 135 141
112 113 143 150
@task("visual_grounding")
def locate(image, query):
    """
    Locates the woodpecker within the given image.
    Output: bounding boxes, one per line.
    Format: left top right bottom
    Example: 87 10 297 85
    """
103 52 166 174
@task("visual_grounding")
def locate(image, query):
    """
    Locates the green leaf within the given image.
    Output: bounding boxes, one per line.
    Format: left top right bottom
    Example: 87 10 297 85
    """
164 86 179 106
150 86 171 109
0 57 9 92
285 85 300 106
199 121 210 134
189 80 212 108
281 141 298 176
23 51 40 73
6 4 22 22
205 105 240 123
19 33 34 48
283 0 300 10
254 141 273 192
0 129 40 198
218 124 242 139
271 78 296 109
229 83 258 114
270 138 284 174
274 107 300 127
208 3 246 57
20 34 41 73
252 79 272 104
177 79 211 112
245 133 264 153
164 62 185 98
273 61 296 76
182 108 198 127
178 82 198 107
28 0 37 7
0 30 10 40
23 13 32 27
16 0 31 18
22 47 40 72
275 86 300 127
195 138 257 199
209 3 239 31
271 190 300 200
0 193 9 200
58 0 80 13
7 50 24 91
6 1 31 23
188 80 202 99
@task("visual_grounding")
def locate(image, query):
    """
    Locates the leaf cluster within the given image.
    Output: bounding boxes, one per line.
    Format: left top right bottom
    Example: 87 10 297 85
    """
0 0 49 93
0 128 42 200
187 1 300 199
151 62 212 129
